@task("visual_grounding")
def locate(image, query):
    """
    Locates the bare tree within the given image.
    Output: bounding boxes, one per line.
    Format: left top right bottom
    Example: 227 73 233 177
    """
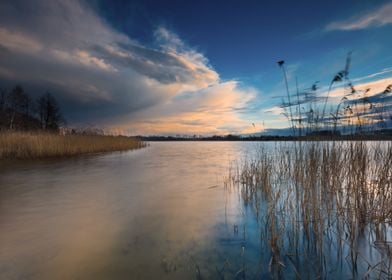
8 85 29 129
0 88 6 112
37 93 63 130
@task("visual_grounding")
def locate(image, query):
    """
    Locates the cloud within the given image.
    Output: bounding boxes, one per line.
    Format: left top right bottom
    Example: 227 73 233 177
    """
75 50 118 72
0 27 42 53
110 81 258 135
264 106 284 116
327 77 392 100
351 67 392 83
0 0 257 134
326 3 392 31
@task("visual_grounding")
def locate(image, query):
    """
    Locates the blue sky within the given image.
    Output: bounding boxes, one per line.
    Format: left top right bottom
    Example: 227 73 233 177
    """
0 0 391 135
93 0 391 77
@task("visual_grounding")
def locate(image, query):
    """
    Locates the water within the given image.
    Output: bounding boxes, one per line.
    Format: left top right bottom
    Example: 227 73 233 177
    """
1 141 391 279
0 142 261 279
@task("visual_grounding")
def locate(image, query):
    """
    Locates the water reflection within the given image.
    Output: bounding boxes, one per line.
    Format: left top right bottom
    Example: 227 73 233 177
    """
228 141 392 279
0 142 257 279
4 141 388 279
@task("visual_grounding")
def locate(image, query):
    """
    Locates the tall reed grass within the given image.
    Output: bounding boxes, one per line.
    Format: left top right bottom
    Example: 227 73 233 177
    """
278 53 392 136
0 131 145 159
227 141 392 278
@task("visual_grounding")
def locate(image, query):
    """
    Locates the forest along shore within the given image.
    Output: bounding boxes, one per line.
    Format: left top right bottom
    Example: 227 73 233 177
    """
0 85 145 159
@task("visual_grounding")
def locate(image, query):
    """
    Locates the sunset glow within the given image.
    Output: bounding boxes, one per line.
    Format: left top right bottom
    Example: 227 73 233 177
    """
0 0 391 135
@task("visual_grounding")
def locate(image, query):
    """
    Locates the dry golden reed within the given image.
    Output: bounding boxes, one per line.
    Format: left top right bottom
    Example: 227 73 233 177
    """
0 131 145 159
227 141 392 278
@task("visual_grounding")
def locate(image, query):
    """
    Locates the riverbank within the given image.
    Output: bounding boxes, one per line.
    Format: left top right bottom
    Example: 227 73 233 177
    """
0 131 145 159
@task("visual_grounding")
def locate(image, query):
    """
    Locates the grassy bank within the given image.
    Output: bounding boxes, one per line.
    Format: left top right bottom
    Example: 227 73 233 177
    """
0 131 145 159
227 141 392 278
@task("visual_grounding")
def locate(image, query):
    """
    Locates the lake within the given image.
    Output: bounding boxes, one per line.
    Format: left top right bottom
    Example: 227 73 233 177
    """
0 142 265 279
1 141 391 279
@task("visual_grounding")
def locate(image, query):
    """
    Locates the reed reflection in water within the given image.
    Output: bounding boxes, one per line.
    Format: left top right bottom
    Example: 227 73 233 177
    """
1 141 391 279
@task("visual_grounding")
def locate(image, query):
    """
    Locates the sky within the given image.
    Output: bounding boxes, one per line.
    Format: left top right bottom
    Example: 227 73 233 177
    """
0 0 391 135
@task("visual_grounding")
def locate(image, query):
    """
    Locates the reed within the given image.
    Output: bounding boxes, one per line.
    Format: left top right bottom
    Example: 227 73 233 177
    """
0 131 145 159
227 141 392 278
279 53 392 136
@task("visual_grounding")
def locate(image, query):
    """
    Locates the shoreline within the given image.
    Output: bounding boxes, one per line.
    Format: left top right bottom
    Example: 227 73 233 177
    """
0 131 145 160
140 136 392 142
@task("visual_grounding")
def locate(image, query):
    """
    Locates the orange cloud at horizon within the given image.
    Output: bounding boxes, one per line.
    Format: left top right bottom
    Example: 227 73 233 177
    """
328 77 392 101
107 81 261 135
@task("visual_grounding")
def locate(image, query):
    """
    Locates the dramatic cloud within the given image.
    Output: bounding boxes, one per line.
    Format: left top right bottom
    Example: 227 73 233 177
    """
114 81 258 135
0 0 257 135
328 77 392 100
326 3 392 31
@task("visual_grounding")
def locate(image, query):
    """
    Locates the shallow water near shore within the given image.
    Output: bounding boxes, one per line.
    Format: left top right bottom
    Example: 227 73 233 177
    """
0 141 391 279
0 142 254 279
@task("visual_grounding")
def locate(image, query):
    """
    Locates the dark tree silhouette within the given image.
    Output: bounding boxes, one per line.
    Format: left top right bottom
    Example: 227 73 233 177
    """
0 88 6 112
8 85 30 129
37 93 63 130
0 85 65 131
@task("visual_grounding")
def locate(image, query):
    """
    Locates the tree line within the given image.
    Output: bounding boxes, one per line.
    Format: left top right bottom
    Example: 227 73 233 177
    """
0 85 64 131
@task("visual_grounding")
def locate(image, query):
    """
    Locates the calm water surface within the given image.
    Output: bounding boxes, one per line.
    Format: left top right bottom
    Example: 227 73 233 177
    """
3 141 390 279
0 142 264 279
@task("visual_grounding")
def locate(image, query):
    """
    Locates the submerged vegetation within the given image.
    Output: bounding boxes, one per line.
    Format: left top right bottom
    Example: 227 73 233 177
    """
227 141 392 278
0 131 145 159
